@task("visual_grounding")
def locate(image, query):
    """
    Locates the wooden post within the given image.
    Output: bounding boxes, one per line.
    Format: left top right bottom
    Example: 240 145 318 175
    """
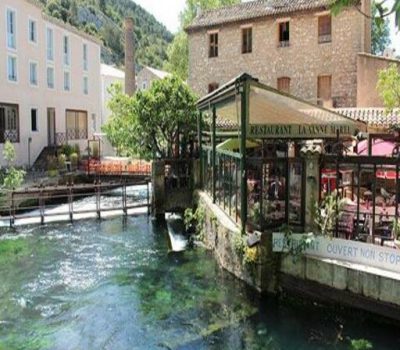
123 180 127 216
147 180 150 216
96 181 101 220
68 185 73 223
198 111 203 187
10 190 15 228
39 187 44 225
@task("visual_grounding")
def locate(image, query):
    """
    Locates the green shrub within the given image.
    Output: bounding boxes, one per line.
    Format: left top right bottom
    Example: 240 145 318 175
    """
61 144 74 158
70 153 79 167
350 339 373 350
58 154 67 169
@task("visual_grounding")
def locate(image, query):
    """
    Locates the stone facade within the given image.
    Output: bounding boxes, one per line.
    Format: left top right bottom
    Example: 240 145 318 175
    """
136 66 171 91
187 5 371 108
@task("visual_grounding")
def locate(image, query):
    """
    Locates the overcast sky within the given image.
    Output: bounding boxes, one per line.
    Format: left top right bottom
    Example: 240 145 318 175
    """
133 0 399 53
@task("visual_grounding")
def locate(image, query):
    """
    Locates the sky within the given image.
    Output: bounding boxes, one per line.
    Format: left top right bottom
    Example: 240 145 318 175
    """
133 0 399 53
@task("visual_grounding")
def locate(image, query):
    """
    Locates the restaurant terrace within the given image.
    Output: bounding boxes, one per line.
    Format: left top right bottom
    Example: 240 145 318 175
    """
197 73 400 247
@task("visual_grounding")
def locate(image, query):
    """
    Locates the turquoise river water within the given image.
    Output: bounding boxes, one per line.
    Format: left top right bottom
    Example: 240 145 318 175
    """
0 214 400 349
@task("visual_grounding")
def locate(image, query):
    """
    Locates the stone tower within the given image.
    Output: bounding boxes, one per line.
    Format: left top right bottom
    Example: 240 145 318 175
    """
124 17 136 96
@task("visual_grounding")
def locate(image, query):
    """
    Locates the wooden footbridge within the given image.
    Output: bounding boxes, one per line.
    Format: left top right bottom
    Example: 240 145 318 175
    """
1 179 151 227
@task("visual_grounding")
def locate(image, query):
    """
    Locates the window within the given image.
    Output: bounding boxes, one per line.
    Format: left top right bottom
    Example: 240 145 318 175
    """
29 19 37 43
83 43 88 71
46 27 54 61
83 76 89 95
63 36 70 66
142 80 147 90
29 62 38 86
64 71 71 91
6 9 16 49
242 27 252 54
278 21 290 47
277 77 291 93
0 104 19 143
317 75 332 107
66 110 88 140
31 109 38 131
209 32 218 58
208 83 219 93
318 15 332 43
7 56 17 82
47 66 55 89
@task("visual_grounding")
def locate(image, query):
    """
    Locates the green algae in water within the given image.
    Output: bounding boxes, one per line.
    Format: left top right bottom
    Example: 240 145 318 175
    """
0 217 399 350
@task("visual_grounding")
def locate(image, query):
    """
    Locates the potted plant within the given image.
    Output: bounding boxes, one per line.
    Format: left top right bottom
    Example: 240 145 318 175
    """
392 219 400 249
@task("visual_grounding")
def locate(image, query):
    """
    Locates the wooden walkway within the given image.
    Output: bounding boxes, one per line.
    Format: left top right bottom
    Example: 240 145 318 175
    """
2 180 151 227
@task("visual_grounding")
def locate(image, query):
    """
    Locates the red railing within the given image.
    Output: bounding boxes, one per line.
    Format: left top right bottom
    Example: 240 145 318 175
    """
81 159 151 176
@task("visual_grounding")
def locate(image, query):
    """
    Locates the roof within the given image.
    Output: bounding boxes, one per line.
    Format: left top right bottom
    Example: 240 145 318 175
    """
216 108 400 130
200 73 365 139
101 64 125 79
25 0 101 45
143 66 172 79
335 108 400 128
186 0 333 31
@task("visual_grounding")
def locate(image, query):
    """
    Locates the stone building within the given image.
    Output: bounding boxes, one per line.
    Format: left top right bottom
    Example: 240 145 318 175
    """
136 66 171 91
186 0 372 108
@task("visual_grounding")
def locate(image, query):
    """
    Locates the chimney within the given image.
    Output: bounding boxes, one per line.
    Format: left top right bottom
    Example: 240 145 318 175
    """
360 0 371 53
124 17 136 96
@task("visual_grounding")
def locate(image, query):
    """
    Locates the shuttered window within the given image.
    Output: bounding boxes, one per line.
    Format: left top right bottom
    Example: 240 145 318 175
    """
278 21 290 47
242 27 252 54
318 15 332 43
66 110 88 140
277 77 291 93
317 75 332 106
209 33 218 58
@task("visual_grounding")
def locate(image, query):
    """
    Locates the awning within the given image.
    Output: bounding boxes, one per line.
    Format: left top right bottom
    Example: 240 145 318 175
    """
198 74 366 139
217 138 260 151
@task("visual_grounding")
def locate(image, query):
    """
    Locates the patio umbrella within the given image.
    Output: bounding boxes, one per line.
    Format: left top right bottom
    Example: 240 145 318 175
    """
216 138 260 151
357 139 396 156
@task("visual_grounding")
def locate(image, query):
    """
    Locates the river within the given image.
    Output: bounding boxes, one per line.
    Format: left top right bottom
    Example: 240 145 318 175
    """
0 200 399 349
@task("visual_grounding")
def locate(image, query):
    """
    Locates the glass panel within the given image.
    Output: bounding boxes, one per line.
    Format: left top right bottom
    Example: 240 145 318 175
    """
288 161 303 225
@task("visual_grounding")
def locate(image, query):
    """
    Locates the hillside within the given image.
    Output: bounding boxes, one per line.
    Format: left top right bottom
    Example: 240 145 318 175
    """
37 0 174 69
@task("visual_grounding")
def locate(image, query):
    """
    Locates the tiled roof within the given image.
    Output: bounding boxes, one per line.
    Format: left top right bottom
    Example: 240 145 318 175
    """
335 108 400 127
214 108 400 130
186 0 333 31
145 67 172 79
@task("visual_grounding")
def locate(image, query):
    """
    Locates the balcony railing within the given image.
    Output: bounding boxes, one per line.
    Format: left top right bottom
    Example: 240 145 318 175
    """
66 128 88 140
0 129 19 143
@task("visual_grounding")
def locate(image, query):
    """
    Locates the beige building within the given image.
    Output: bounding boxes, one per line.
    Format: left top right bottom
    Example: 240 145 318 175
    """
186 0 373 108
0 0 101 167
136 66 171 91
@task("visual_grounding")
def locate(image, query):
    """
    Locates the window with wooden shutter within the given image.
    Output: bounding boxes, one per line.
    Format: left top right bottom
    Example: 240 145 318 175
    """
318 15 332 43
209 33 218 58
317 75 332 107
277 77 291 93
242 27 252 54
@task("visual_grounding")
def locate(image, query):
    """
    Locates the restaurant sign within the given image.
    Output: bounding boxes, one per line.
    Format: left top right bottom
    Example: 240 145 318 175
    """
249 124 356 138
273 233 400 274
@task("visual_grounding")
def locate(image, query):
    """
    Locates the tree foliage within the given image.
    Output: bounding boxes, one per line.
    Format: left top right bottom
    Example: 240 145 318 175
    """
164 0 240 80
331 0 400 30
102 77 198 160
377 63 400 112
1 141 25 190
371 2 391 55
38 0 173 68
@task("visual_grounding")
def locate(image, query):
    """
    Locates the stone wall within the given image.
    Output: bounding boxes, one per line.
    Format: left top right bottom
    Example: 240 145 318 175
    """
357 53 400 107
196 191 277 293
188 7 369 108
280 255 400 321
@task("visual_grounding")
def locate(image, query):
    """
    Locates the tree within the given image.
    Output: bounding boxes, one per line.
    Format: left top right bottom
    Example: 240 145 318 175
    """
102 76 198 159
377 63 400 113
1 141 25 190
371 2 391 55
331 0 400 30
164 0 240 80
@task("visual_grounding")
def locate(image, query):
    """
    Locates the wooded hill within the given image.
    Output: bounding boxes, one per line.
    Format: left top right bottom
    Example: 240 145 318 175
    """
37 0 174 69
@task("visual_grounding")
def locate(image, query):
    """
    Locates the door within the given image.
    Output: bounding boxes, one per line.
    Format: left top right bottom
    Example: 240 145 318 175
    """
47 108 56 146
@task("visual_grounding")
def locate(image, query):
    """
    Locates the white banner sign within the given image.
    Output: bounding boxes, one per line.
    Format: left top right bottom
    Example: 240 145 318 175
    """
273 233 400 274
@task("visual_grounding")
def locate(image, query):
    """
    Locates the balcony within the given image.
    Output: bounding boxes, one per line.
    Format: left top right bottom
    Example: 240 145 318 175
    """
318 34 332 44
